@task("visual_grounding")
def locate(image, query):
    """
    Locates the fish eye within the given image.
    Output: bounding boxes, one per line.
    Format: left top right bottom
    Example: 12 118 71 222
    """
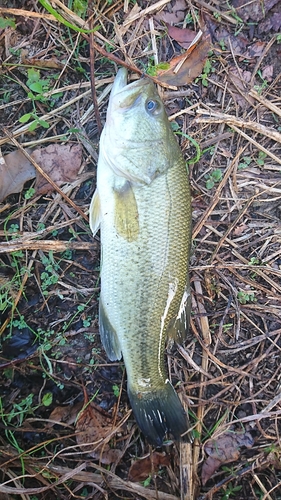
145 99 159 113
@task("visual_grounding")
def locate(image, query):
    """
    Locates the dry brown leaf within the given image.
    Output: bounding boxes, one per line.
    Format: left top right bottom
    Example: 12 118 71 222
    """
267 450 281 469
202 431 254 485
259 11 281 32
75 402 122 464
262 64 274 81
212 25 265 59
47 402 83 427
154 0 186 24
167 23 196 48
34 143 82 195
232 0 279 22
244 41 266 58
228 68 254 108
128 452 170 482
157 33 211 87
21 55 64 69
271 11 281 31
205 12 268 60
0 143 83 202
233 222 249 237
214 27 248 56
0 149 35 203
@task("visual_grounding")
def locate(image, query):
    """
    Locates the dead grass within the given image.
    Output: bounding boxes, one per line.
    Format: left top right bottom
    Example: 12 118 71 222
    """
0 1 281 499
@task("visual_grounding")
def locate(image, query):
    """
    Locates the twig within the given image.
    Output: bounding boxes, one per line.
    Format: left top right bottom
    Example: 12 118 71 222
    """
250 35 278 87
122 0 171 26
232 249 281 294
196 109 281 144
2 128 88 222
0 240 97 254
178 345 212 378
193 0 237 24
0 90 91 146
249 89 281 119
192 147 245 239
0 7 55 19
88 1 102 135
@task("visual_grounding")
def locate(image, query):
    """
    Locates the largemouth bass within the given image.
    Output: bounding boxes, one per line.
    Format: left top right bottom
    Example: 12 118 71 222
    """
90 68 192 446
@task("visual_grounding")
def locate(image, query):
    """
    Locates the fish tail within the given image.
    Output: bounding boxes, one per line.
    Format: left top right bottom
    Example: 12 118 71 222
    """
127 380 191 446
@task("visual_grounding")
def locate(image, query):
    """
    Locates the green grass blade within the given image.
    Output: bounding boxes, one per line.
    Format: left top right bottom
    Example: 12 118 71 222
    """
38 0 99 34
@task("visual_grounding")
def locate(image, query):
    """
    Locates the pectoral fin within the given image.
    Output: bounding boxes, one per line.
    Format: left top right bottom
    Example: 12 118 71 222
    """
89 189 101 236
99 299 122 361
114 181 139 242
167 284 191 344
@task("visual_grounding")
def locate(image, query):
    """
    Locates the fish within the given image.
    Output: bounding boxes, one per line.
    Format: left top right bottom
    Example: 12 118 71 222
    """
89 68 192 446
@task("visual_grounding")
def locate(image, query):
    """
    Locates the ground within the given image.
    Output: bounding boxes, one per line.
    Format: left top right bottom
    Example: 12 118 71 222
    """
0 1 281 499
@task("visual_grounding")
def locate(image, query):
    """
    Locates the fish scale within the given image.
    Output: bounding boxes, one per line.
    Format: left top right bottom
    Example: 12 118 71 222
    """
90 68 192 446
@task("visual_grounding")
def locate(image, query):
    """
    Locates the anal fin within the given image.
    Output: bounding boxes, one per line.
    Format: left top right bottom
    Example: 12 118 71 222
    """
99 299 122 361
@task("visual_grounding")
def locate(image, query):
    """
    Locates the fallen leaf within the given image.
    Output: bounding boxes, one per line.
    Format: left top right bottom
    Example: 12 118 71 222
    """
204 12 269 60
0 149 35 202
2 328 38 360
202 430 254 485
232 0 279 22
34 143 82 195
22 56 64 69
271 11 281 31
233 222 249 237
75 401 122 464
128 452 170 482
228 68 254 108
224 33 248 56
167 24 196 49
157 32 211 87
262 65 274 82
258 11 281 32
0 143 83 202
154 0 186 24
123 2 140 23
266 450 281 469
244 41 266 58
47 402 83 427
212 25 265 59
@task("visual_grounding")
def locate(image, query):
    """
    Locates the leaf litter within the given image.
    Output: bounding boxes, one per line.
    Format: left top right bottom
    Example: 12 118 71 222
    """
0 149 35 202
0 143 82 202
156 27 211 87
75 400 123 464
0 0 281 499
202 430 254 485
128 452 170 482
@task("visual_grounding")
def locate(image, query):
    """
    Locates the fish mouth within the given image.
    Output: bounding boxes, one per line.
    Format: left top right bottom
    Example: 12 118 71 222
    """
110 68 151 99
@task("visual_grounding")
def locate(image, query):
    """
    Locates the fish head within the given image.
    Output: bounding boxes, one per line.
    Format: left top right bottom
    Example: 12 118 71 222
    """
101 68 179 185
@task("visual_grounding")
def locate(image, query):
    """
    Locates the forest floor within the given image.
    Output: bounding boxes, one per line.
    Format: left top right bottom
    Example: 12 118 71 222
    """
0 1 281 499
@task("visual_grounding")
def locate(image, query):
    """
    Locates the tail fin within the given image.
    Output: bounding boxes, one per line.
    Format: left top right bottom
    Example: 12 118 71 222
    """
128 380 190 446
